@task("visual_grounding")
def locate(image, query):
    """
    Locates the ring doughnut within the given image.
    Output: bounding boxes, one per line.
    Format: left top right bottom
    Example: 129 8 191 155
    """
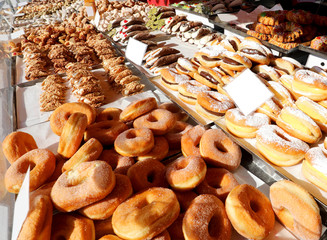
51 160 116 212
164 121 193 150
114 128 154 157
166 156 207 191
225 184 275 240
178 80 211 105
94 217 114 239
2 131 38 164
99 235 122 240
80 174 133 220
270 180 321 240
183 194 231 240
84 120 129 146
112 187 180 240
99 149 134 175
62 138 103 172
159 102 189 122
196 168 239 201
50 102 96 136
168 213 185 240
127 158 167 192
137 136 169 162
51 213 95 240
133 109 177 135
119 97 158 122
5 149 56 193
256 125 309 166
174 190 198 212
256 99 281 122
199 128 241 171
96 107 122 122
181 125 206 157
17 195 52 240
57 112 88 159
225 108 270 138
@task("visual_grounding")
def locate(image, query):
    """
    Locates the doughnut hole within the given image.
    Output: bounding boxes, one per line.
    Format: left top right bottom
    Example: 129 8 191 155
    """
126 131 136 139
215 142 228 153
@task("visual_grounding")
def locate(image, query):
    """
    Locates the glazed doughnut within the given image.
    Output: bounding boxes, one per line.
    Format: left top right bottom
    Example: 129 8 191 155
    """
256 125 309 166
257 10 286 26
195 91 235 120
96 107 122 122
99 149 134 175
266 81 295 107
119 97 158 122
80 174 133 220
238 40 270 65
159 102 189 122
196 168 239 201
137 136 169 161
94 217 114 239
220 51 252 72
310 36 327 52
51 213 95 240
270 180 321 240
276 106 322 144
112 187 180 240
133 109 177 135
193 65 224 89
181 125 206 157
160 68 191 91
226 184 275 240
84 120 129 146
114 128 154 157
178 80 211 105
256 99 281 122
57 112 88 159
99 235 123 240
2 131 38 164
50 102 96 136
167 213 185 240
51 161 116 212
164 121 193 150
199 128 242 171
303 147 327 192
127 158 167 192
166 156 207 191
225 108 270 138
17 195 52 240
183 194 231 240
292 69 327 101
5 149 56 193
174 190 198 212
62 138 103 172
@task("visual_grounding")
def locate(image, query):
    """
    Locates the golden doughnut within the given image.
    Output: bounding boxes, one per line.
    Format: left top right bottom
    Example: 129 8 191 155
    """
120 97 158 122
173 190 198 212
158 102 189 122
181 125 206 157
99 235 123 240
94 217 114 239
96 107 122 122
99 149 134 175
137 136 169 162
164 121 193 150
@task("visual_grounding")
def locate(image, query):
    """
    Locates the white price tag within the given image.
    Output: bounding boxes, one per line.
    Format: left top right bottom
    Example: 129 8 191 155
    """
85 6 95 17
10 0 18 7
93 10 100 27
224 69 273 116
11 29 25 39
11 167 30 240
125 38 148 66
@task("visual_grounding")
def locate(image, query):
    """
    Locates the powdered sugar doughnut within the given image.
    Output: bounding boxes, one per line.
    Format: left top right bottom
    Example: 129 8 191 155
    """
181 125 206 157
178 80 211 105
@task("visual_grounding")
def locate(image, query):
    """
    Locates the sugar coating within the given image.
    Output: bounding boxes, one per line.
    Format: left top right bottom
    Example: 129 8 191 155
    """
228 108 270 127
169 68 190 84
223 51 251 65
269 81 293 99
181 80 210 94
199 45 226 57
306 147 327 175
297 96 327 119
295 70 327 86
178 58 197 71
205 91 234 111
283 106 318 126
282 57 303 68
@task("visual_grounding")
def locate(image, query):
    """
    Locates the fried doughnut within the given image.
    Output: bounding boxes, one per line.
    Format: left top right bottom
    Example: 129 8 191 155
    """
256 125 309 166
266 81 295 107
196 168 239 201
114 128 154 157
174 191 198 212
112 187 180 240
50 102 96 136
256 99 281 122
193 65 224 89
199 128 242 171
17 195 52 240
276 106 322 144
51 161 116 212
5 149 56 193
183 194 231 240
127 158 167 192
47 154 65 182
270 180 321 240
120 97 158 122
160 68 191 91
51 213 95 240
292 69 327 101
303 147 327 192
99 235 123 240
164 121 193 150
137 136 169 161
62 138 103 172
220 51 252 72
181 125 206 157
99 149 134 175
178 80 211 105
57 112 88 159
96 107 122 122
80 174 133 220
84 120 129 146
166 156 207 191
2 131 38 164
226 184 274 239
225 108 270 138
133 109 176 135
167 213 185 240
158 102 189 122
94 217 114 239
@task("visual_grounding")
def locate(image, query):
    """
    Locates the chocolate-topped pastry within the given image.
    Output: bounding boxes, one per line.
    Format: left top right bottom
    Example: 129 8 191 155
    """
192 27 212 39
238 40 270 65
179 21 202 32
158 11 176 19
219 35 241 52
220 51 252 72
175 57 198 77
155 6 175 16
162 15 187 33
160 68 191 91
120 17 145 26
121 24 148 33
152 54 183 68
194 65 224 89
144 47 180 62
133 32 155 41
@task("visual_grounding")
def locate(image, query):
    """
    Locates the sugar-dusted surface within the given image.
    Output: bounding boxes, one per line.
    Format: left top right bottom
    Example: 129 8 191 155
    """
306 147 327 175
228 108 270 127
295 69 327 87
282 106 318 127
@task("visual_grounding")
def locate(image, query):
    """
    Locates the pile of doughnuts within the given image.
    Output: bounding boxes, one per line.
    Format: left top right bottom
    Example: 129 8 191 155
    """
247 9 327 50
